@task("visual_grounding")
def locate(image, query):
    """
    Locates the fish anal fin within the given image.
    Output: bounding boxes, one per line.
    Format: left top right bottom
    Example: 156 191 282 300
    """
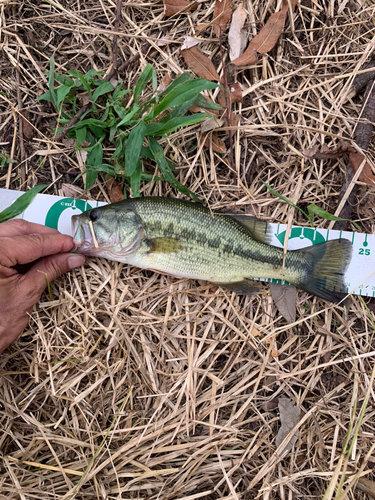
225 214 272 244
216 279 262 295
147 237 183 254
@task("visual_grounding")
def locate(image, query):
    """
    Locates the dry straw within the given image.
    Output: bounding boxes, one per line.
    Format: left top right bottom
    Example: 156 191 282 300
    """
1 0 375 499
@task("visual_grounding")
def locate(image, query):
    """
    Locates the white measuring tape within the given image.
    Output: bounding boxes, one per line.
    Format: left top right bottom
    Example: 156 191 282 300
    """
1 189 373 297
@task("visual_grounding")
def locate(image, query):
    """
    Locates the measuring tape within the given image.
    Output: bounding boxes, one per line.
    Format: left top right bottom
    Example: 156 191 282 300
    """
1 189 373 297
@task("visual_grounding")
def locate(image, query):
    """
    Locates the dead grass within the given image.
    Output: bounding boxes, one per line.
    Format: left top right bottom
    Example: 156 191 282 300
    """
1 0 375 498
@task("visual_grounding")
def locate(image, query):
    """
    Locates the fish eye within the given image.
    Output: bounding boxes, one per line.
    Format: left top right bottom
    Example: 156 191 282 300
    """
89 209 100 222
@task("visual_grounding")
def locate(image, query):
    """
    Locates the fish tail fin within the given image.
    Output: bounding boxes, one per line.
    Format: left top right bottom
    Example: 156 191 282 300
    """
296 239 352 304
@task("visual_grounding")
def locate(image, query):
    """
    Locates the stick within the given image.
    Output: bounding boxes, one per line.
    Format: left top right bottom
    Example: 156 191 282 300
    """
218 29 236 182
16 62 26 185
111 0 122 72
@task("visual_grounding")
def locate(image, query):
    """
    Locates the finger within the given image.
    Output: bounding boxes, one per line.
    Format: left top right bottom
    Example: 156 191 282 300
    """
0 233 75 267
0 219 60 238
18 253 85 303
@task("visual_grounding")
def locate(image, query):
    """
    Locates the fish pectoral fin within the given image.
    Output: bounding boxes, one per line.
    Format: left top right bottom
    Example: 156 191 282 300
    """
216 279 262 295
146 237 183 254
224 214 272 244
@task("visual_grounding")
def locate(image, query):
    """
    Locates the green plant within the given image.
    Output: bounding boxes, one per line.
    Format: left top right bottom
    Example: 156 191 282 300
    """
0 150 16 169
261 180 361 230
0 184 47 223
38 58 221 200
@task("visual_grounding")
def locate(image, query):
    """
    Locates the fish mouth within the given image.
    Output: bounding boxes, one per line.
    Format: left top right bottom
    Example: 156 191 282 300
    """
71 215 97 254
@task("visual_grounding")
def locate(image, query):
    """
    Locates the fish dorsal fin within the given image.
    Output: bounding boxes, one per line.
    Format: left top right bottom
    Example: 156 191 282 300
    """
224 214 272 244
146 237 183 254
216 279 262 295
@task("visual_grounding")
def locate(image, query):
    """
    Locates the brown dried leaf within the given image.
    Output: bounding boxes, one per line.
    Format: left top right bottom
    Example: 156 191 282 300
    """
163 0 198 16
159 73 172 92
349 151 375 186
203 132 227 154
106 176 124 203
213 0 233 37
180 46 220 81
232 0 297 66
22 114 34 140
303 141 375 186
228 3 247 61
219 81 243 107
189 101 221 116
303 142 351 159
201 117 224 133
270 283 296 323
275 398 301 454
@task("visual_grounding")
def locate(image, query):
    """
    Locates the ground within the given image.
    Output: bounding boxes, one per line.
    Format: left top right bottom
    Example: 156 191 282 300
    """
1 0 375 499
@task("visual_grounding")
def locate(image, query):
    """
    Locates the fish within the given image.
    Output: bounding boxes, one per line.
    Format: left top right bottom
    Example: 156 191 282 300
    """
71 197 353 303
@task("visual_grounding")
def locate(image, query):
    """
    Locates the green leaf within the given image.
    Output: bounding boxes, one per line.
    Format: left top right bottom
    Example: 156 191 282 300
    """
193 93 222 111
113 102 127 119
307 204 361 231
159 72 191 96
141 171 162 182
92 81 114 102
83 163 115 177
148 137 200 202
55 74 75 86
152 71 158 92
170 96 198 118
140 145 154 160
84 68 97 83
37 90 55 103
130 159 142 197
56 84 72 107
85 169 98 190
112 136 125 159
87 142 103 167
0 185 48 223
144 114 207 136
47 57 57 109
125 120 146 176
117 104 141 128
75 127 87 150
114 89 131 100
134 64 155 103
67 70 93 98
260 180 310 223
73 119 108 130
147 79 218 120
88 124 106 138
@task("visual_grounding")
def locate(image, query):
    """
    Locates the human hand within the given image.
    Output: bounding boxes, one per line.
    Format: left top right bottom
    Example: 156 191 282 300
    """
0 219 85 353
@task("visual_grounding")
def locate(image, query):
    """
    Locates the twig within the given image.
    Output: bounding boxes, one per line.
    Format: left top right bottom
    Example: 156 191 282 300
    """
111 0 122 72
16 60 26 185
350 56 375 98
106 24 171 82
54 97 90 143
334 75 375 230
218 29 236 182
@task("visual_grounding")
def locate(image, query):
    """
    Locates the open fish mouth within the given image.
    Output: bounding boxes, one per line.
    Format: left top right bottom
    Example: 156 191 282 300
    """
71 215 97 253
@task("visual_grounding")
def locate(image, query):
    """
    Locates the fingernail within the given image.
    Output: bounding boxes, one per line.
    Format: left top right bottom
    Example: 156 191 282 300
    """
68 254 85 269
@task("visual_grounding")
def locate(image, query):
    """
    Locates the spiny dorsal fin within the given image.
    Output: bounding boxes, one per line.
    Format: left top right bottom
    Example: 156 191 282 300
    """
216 279 262 295
225 214 272 244
146 237 183 254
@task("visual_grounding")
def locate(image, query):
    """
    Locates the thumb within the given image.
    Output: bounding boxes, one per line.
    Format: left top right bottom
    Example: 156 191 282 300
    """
20 253 85 302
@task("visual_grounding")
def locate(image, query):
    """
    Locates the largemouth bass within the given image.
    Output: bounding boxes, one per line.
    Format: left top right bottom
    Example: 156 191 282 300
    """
71 197 352 303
